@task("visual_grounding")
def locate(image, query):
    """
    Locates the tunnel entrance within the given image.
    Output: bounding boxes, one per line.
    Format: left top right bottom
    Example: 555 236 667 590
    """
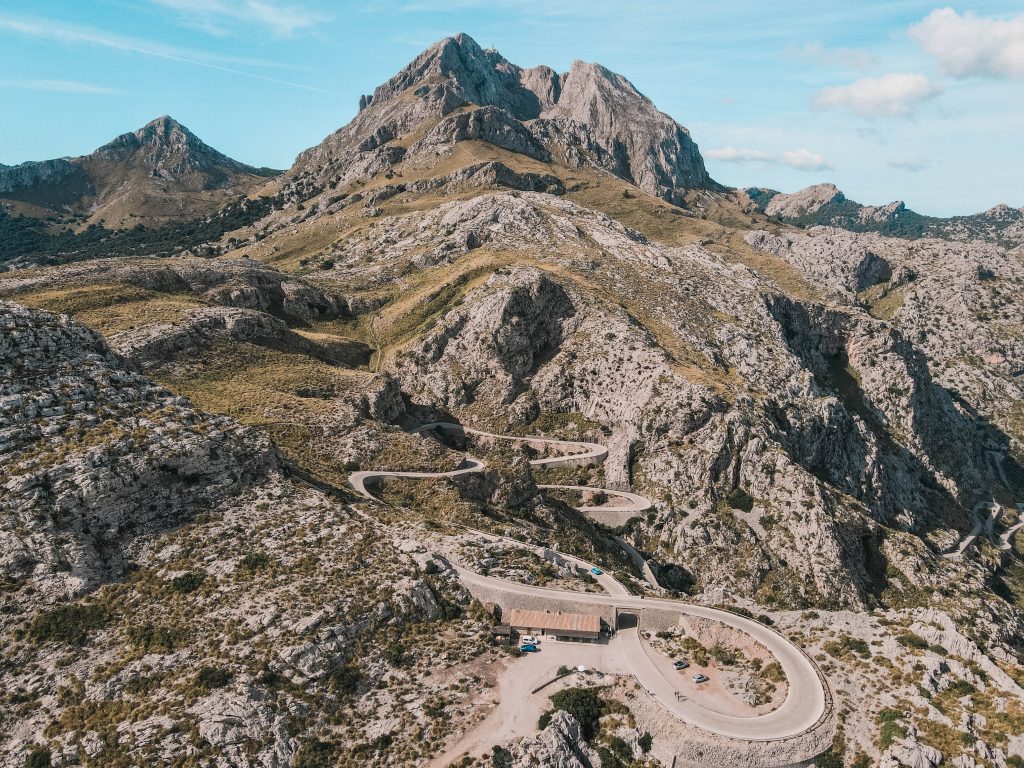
616 611 638 630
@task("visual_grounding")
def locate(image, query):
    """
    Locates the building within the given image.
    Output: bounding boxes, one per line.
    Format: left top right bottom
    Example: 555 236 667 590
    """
505 608 602 642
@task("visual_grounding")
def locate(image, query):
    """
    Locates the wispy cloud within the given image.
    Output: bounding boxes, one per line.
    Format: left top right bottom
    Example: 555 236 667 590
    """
788 42 877 70
909 8 1024 79
0 78 120 94
148 0 330 38
887 156 929 172
813 73 941 117
0 13 333 94
706 146 833 172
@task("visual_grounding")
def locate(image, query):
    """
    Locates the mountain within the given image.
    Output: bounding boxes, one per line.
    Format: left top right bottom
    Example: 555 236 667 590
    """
288 33 710 206
1 33 1024 768
0 116 274 227
745 182 1024 248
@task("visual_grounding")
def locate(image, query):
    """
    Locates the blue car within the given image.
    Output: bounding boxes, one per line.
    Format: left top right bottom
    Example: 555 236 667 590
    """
590 567 604 576
519 644 539 652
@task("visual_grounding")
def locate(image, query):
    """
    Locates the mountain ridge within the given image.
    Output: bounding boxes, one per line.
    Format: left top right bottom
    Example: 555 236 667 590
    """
0 115 273 228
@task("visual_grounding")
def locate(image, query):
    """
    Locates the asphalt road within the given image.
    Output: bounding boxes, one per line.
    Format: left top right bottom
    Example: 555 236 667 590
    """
456 567 828 741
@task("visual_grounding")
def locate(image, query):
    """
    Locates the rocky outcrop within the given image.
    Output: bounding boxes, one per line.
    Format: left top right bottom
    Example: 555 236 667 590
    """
506 711 598 768
109 306 371 368
411 105 551 162
760 183 845 218
0 301 277 602
396 267 574 409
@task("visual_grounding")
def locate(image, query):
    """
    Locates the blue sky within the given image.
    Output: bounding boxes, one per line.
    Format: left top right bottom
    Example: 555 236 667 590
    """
0 1 1021 216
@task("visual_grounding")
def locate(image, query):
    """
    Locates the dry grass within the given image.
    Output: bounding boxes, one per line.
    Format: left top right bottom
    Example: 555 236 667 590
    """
11 282 206 334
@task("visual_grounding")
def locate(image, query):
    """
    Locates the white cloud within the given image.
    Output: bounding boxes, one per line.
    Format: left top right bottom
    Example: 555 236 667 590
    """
149 0 330 37
0 14 332 93
887 156 929 172
0 78 119 94
789 42 877 70
706 146 833 172
813 73 941 117
780 149 833 172
705 147 773 163
909 8 1024 79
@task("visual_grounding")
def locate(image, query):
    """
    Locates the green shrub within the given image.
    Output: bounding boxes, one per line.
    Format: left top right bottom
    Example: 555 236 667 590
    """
127 624 188 654
294 739 338 768
24 746 51 768
638 731 653 753
384 642 406 667
549 687 604 741
878 708 906 749
327 661 361 696
238 552 271 572
896 632 929 650
726 488 755 512
537 711 552 730
816 752 843 768
195 666 231 689
169 572 206 594
29 604 107 645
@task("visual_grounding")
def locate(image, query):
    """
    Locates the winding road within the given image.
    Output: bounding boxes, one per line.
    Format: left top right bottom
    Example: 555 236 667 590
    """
349 421 832 745
945 501 1024 558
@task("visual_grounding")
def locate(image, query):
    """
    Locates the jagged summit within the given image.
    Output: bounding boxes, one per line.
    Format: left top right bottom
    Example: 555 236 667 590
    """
95 115 256 178
0 115 268 227
300 33 710 205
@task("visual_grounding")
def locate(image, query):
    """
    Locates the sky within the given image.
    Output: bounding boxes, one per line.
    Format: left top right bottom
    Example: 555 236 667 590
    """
0 1 1021 216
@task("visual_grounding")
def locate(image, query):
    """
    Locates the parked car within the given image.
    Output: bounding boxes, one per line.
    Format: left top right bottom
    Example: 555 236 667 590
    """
691 673 709 683
520 635 538 645
673 660 690 670
590 567 604 575
519 644 539 653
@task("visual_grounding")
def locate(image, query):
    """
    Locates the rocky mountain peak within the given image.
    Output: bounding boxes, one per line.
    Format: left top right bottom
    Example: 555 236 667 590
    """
95 115 244 175
303 33 710 205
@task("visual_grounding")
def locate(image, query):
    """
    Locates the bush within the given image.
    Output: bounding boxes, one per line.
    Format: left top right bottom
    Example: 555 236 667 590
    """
385 642 406 666
238 552 271 572
29 604 107 645
896 632 929 650
638 731 653 753
195 666 231 689
878 708 906 749
327 661 361 696
816 751 843 768
537 711 552 730
24 747 51 768
549 687 604 741
127 624 188 654
169 572 206 594
726 488 754 512
294 739 338 768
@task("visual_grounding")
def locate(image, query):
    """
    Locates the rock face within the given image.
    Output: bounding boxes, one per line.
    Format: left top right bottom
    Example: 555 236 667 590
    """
288 33 709 205
759 183 845 218
0 116 269 226
506 711 597 767
0 301 276 602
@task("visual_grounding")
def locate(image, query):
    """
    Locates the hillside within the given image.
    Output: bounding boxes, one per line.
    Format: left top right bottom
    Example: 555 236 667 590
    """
1 32 1023 768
